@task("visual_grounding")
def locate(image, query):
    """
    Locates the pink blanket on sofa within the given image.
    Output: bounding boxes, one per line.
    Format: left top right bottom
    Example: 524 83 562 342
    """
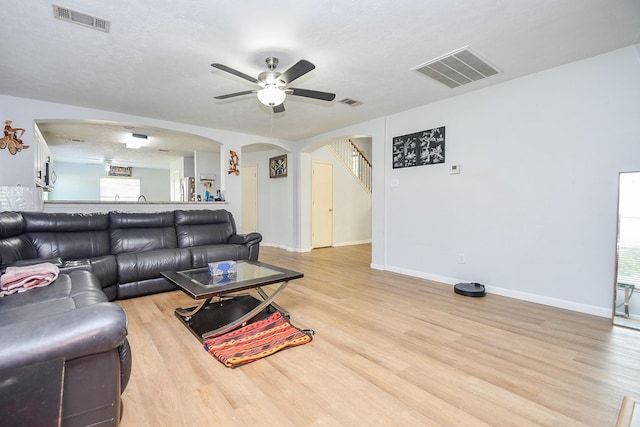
0 263 60 297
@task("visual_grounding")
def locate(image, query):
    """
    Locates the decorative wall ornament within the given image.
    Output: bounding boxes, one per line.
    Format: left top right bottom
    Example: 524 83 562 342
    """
228 150 240 175
269 154 287 178
392 126 445 169
108 165 132 176
1 120 30 155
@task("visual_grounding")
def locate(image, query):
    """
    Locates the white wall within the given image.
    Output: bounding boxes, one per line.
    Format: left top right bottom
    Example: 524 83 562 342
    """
241 149 293 249
382 45 640 317
0 122 36 187
300 45 640 317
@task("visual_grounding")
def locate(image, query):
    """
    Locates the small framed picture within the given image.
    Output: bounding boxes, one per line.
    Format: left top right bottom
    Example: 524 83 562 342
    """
269 154 287 178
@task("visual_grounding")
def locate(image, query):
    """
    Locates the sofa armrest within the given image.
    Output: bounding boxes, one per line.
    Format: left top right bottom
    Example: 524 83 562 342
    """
228 232 262 261
0 302 128 371
228 232 262 246
7 257 63 268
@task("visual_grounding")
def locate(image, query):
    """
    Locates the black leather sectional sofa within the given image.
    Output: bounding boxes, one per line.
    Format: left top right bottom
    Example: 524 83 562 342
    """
0 208 262 426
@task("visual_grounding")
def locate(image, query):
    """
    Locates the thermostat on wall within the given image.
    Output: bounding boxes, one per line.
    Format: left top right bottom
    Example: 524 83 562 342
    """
449 164 461 175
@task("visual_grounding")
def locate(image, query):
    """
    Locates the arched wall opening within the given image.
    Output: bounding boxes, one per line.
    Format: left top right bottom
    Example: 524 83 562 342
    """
298 134 374 254
35 119 223 202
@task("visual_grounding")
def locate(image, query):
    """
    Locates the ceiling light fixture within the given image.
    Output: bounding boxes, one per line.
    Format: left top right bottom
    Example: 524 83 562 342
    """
126 133 147 149
257 85 286 106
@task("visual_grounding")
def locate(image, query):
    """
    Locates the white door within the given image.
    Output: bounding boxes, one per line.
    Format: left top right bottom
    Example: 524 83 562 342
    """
241 164 258 233
312 161 333 248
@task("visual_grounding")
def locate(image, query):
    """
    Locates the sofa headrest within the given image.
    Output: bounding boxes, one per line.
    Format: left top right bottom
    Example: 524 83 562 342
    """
109 211 175 229
174 210 237 248
0 212 26 238
174 209 231 225
22 212 109 232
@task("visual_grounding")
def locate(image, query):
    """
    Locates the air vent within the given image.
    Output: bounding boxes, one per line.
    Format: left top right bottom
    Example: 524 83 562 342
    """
412 47 499 88
52 5 110 33
339 98 363 107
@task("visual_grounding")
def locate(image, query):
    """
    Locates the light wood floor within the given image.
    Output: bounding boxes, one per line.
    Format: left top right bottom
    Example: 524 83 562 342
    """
117 245 640 426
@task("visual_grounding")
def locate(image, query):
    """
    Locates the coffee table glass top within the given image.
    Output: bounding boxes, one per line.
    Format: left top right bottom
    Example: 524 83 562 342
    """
162 260 303 299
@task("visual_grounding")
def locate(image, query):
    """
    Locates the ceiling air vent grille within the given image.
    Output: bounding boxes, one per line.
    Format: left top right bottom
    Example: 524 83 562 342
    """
52 5 110 33
339 98 363 107
412 47 499 88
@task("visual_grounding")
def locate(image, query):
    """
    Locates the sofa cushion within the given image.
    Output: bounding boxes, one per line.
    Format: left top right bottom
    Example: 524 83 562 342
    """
0 270 107 324
117 277 178 299
0 288 126 370
115 248 191 284
175 209 236 247
109 211 177 254
23 212 110 260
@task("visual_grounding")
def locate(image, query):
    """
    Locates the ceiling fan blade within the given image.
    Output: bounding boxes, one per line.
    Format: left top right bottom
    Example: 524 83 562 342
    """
289 88 336 101
211 63 259 84
214 90 256 100
278 60 315 85
273 104 285 113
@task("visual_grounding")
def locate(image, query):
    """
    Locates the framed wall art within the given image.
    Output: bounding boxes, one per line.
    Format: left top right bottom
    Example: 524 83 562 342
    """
108 165 132 176
269 154 287 178
392 126 445 169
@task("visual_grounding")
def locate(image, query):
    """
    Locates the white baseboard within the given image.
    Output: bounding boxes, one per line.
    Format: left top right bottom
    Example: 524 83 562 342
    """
263 241 370 252
260 242 311 253
383 265 611 318
263 246 612 318
333 239 372 247
261 242 293 251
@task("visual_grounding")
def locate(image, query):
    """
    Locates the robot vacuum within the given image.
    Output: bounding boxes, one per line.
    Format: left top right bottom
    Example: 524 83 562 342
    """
454 282 486 297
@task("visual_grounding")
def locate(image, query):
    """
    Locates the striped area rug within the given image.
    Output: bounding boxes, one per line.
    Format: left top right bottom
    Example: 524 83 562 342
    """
203 311 313 368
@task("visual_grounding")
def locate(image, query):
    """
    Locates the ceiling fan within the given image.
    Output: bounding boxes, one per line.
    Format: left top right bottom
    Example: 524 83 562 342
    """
211 57 336 113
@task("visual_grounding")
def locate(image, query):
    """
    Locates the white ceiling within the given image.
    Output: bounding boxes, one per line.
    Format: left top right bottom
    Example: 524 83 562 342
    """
2 1 639 168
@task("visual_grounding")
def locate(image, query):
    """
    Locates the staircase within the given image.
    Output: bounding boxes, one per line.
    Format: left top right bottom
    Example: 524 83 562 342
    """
328 139 372 193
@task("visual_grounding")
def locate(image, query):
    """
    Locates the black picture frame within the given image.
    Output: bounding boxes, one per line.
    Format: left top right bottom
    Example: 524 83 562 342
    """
392 126 445 169
269 154 287 178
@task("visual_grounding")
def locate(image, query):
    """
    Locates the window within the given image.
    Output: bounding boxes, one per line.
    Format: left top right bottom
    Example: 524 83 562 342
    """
99 177 140 201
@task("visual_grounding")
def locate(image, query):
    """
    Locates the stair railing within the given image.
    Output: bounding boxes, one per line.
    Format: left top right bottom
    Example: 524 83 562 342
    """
328 139 372 193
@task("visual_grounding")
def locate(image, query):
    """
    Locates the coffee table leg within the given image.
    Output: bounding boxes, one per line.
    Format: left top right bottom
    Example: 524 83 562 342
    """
201 280 290 340
175 298 210 320
256 287 289 319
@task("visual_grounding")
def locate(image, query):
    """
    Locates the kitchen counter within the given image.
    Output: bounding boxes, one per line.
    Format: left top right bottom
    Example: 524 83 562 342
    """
43 201 228 214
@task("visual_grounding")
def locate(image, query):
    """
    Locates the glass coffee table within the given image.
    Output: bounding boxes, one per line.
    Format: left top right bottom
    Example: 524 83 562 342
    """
161 260 303 342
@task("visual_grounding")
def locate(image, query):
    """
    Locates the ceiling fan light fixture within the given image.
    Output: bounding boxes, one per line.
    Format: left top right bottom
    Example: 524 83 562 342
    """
257 86 286 106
